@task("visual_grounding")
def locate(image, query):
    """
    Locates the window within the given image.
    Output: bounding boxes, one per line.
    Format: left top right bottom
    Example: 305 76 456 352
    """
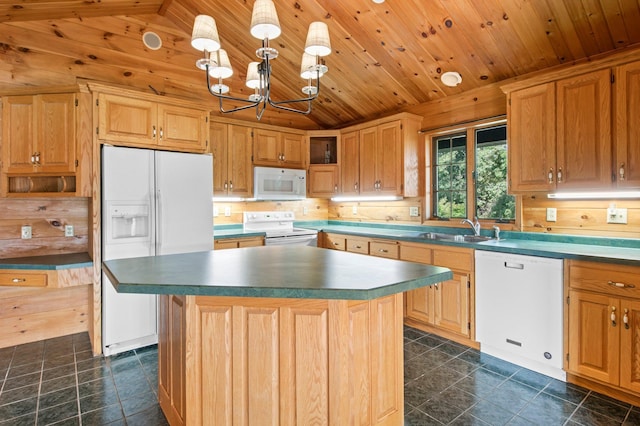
431 122 514 221
475 125 515 220
434 133 467 218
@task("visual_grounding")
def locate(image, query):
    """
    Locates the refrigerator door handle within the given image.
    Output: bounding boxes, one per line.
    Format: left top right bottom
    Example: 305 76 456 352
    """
155 188 162 253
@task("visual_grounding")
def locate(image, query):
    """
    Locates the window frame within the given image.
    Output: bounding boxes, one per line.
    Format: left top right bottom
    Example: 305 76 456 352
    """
424 117 516 227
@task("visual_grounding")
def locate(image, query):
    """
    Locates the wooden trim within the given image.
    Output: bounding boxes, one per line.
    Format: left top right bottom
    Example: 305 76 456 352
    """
567 373 640 407
404 318 480 350
501 45 640 93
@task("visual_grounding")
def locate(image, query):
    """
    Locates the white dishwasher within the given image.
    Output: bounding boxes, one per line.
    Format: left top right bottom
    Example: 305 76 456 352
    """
475 250 565 380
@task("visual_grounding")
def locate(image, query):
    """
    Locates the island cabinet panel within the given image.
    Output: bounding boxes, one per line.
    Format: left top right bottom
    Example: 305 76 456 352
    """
158 295 187 426
173 294 403 425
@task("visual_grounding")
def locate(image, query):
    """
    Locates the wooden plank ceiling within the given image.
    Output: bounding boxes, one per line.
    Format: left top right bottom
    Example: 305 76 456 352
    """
0 0 638 130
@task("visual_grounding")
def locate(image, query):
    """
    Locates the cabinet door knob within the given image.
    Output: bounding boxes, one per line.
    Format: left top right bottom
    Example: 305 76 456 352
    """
224 181 228 190
548 168 554 184
611 306 617 327
160 127 164 139
557 167 563 183
12 278 26 283
152 125 157 138
619 163 626 181
623 308 629 330
229 181 233 190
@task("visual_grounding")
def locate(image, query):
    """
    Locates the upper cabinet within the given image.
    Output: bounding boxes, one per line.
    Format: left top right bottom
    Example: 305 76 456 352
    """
614 61 640 188
97 92 209 152
211 122 253 198
505 54 640 193
507 69 612 192
1 88 92 197
340 114 422 197
308 131 340 198
253 128 305 169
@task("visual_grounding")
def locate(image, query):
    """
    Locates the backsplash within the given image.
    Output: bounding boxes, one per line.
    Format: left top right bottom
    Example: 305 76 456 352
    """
0 198 90 259
212 198 329 225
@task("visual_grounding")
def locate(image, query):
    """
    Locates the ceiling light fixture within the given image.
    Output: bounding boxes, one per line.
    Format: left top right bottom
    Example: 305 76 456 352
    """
190 0 331 120
441 71 462 87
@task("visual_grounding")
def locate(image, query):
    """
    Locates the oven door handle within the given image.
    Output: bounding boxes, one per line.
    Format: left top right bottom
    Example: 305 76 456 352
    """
266 234 318 246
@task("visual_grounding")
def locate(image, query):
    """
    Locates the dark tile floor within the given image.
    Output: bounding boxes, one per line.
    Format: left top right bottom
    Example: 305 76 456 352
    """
0 328 638 425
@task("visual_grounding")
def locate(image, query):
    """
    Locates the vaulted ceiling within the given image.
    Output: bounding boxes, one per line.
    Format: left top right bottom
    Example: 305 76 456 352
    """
0 0 639 130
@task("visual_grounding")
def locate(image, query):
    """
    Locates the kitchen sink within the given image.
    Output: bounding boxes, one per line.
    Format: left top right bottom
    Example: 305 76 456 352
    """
417 232 493 243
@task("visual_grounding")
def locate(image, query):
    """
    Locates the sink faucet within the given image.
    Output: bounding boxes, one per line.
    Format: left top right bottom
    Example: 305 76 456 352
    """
461 217 481 236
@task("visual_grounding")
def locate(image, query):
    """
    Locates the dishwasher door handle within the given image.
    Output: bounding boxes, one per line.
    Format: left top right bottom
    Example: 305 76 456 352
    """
504 262 524 270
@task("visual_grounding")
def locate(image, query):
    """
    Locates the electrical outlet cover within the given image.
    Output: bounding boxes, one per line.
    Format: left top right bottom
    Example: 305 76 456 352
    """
546 208 557 222
409 206 419 217
65 225 74 237
21 226 32 239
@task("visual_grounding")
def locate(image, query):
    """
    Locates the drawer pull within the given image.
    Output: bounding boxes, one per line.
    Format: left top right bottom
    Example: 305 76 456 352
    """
608 280 636 289
378 249 388 253
12 278 26 283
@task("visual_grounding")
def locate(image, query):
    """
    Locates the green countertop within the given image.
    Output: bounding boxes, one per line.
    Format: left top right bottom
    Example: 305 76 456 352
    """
0 253 93 270
102 246 452 300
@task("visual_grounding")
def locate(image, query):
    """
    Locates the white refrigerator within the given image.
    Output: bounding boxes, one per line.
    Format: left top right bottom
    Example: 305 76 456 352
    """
101 145 213 356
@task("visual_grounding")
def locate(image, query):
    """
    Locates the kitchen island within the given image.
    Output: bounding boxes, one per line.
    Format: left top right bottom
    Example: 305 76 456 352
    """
103 246 451 426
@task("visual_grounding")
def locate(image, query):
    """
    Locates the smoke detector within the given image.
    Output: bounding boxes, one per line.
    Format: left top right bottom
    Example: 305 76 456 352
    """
142 32 162 50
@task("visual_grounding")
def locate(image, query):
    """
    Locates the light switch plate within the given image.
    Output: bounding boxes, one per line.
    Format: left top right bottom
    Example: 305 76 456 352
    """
607 208 628 224
224 207 231 217
64 225 74 237
352 205 358 215
21 226 32 239
546 208 557 222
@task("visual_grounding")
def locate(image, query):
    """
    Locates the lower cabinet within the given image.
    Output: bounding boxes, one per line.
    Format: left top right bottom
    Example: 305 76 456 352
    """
214 236 264 250
567 260 640 400
401 242 474 345
320 232 475 346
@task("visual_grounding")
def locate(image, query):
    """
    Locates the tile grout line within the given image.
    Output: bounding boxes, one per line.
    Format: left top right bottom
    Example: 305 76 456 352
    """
74 340 83 426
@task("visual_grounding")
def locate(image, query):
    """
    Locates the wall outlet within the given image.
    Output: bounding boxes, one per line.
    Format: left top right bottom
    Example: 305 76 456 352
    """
352 205 358 215
409 206 420 217
224 206 231 217
64 225 74 237
213 207 219 217
546 208 557 222
303 207 308 216
607 207 628 224
21 226 32 239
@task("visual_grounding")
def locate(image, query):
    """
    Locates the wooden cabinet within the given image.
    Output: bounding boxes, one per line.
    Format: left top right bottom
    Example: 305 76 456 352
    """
1 89 92 197
214 236 264 250
323 232 346 251
308 164 339 197
96 92 209 152
614 60 640 188
340 130 360 196
253 128 305 169
158 294 186 426
567 260 640 398
3 94 76 174
345 236 369 254
340 114 422 197
211 123 253 197
507 68 613 192
402 242 474 344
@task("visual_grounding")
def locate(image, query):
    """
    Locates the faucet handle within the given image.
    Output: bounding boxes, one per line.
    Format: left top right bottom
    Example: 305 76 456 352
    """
492 225 500 240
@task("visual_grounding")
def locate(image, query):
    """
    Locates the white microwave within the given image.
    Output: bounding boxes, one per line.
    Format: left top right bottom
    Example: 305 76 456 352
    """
254 166 306 200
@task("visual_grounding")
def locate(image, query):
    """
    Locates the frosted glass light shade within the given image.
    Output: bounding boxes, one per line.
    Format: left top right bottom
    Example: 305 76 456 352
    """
246 62 261 89
300 53 326 79
304 22 331 57
209 49 233 79
250 0 281 40
191 15 221 52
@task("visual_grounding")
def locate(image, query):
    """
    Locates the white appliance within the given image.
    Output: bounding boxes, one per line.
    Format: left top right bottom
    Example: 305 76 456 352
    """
101 146 213 356
254 166 306 200
243 211 317 246
475 251 565 380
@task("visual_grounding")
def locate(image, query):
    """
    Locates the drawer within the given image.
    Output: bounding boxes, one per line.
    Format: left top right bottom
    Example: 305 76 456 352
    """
0 272 48 287
346 237 369 254
569 260 640 299
432 247 473 272
370 240 399 259
399 242 432 264
324 233 346 251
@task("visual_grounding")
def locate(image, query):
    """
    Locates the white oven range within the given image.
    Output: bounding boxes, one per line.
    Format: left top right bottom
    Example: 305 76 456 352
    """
243 211 318 246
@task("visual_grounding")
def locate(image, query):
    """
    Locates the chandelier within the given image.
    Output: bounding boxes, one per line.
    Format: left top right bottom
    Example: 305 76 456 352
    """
190 0 331 120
